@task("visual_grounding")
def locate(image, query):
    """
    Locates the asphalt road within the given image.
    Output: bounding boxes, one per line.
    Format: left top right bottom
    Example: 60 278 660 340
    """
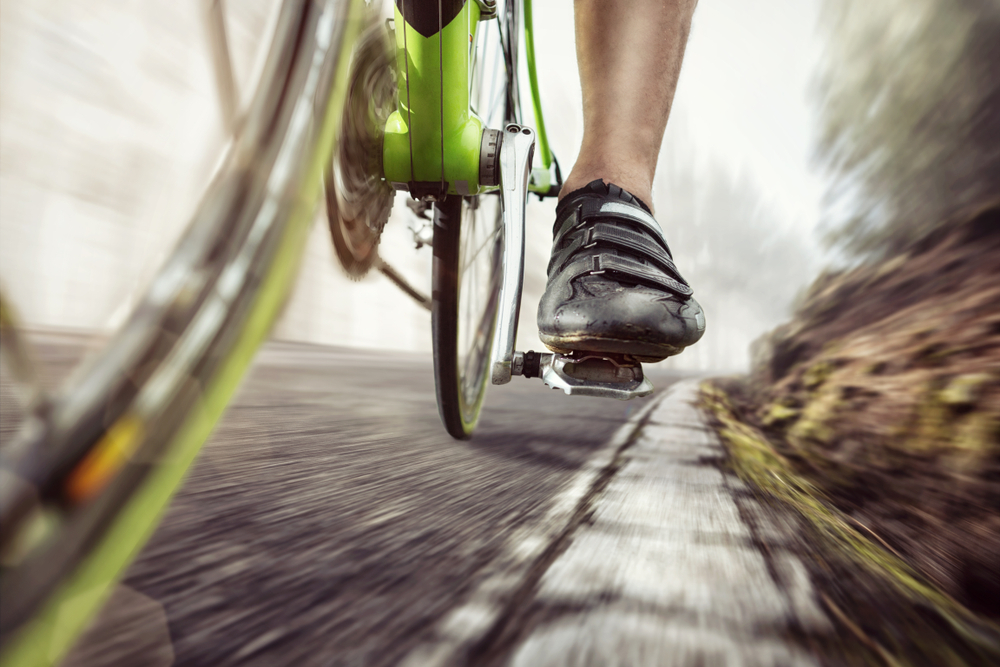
1 335 686 666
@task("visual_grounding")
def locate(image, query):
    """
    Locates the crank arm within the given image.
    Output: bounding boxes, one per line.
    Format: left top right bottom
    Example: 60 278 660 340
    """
490 124 536 385
510 351 653 400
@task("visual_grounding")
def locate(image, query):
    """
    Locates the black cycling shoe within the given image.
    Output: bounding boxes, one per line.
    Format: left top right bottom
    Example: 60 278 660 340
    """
536 180 705 362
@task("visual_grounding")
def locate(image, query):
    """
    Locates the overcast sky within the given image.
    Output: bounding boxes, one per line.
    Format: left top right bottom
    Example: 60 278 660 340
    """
679 0 825 231
531 0 825 236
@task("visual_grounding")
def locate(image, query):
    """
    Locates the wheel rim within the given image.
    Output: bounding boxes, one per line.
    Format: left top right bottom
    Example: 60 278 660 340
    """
452 0 520 430
456 194 504 422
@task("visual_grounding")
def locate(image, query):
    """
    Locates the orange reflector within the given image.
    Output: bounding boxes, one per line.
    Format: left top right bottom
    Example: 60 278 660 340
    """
65 415 144 503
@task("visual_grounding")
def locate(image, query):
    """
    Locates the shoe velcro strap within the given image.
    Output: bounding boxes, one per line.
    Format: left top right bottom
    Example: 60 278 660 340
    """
553 199 666 248
565 254 693 297
578 200 667 247
583 223 681 281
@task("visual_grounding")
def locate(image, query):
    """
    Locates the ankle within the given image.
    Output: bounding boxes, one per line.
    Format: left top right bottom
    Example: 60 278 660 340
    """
559 171 654 214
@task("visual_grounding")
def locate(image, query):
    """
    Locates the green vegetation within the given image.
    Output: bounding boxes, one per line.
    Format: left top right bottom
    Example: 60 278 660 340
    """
717 3 1000 662
815 0 1000 259
702 381 1000 666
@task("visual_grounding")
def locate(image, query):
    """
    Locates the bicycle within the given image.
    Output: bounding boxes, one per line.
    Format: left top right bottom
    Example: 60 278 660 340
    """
325 0 654 440
0 1 654 663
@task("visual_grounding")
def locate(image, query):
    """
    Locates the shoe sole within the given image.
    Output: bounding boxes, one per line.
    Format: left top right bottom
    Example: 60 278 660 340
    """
538 333 684 363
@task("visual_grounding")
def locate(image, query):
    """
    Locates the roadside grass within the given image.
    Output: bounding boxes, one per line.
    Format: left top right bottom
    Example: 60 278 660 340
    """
701 380 1000 667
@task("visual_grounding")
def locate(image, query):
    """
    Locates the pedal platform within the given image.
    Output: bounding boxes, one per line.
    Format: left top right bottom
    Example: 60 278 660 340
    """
510 350 653 400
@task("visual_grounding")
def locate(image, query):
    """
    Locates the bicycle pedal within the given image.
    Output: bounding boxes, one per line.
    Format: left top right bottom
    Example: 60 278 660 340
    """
510 350 653 400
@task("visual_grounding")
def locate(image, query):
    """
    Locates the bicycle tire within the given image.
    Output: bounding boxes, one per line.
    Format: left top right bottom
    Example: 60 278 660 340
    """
432 0 520 439
0 1 370 664
432 195 503 438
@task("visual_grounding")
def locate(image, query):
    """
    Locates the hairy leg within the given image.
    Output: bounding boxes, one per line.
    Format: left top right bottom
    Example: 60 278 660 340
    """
561 0 698 212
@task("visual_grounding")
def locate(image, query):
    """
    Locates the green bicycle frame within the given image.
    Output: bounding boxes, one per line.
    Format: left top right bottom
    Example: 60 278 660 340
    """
382 0 555 196
382 1 486 195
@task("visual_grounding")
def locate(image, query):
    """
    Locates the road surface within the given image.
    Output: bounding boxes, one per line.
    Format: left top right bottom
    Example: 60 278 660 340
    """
2 335 688 666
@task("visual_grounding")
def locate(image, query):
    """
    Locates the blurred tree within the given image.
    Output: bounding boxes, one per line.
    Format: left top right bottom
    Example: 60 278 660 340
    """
815 0 1000 260
656 115 815 370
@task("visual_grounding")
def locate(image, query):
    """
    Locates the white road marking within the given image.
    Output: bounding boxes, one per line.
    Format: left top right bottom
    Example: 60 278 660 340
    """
510 380 830 666
401 379 831 666
399 393 663 667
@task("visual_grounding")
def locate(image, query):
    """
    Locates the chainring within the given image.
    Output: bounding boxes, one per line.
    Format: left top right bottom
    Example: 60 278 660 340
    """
325 23 396 278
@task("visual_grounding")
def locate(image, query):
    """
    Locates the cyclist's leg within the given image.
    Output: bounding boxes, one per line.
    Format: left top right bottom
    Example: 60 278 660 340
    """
537 0 704 362
561 0 697 211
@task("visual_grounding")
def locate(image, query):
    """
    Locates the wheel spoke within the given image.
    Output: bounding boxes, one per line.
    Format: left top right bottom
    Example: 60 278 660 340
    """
204 0 240 134
433 1 517 437
456 196 503 406
460 219 502 275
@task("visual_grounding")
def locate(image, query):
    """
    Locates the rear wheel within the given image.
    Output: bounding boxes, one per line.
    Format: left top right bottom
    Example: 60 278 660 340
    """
432 195 503 438
432 0 520 438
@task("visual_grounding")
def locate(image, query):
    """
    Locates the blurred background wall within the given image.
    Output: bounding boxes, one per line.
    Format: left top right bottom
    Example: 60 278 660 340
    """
0 0 825 372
